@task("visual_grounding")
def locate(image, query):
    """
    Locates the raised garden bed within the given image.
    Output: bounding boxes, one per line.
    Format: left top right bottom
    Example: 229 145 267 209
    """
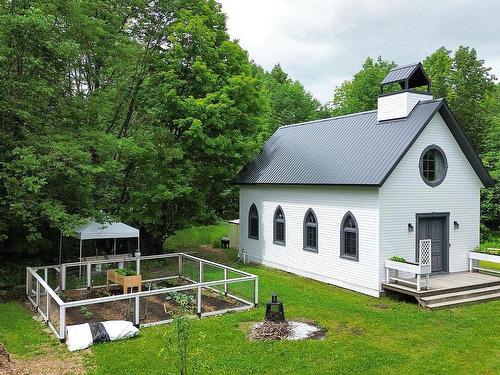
107 269 142 294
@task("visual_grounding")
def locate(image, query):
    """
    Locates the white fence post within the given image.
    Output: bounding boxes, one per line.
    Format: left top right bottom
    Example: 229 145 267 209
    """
46 292 50 323
253 278 258 306
36 280 40 307
199 261 204 283
86 262 92 289
134 296 140 327
223 268 228 295
59 306 66 341
135 251 141 275
178 254 183 277
197 285 202 317
61 265 66 291
26 268 30 296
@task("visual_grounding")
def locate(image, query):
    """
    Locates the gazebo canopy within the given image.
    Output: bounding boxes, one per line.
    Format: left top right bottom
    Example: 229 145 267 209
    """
73 221 139 240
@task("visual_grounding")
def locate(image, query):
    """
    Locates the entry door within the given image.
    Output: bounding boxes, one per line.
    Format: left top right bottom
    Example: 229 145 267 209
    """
417 215 448 273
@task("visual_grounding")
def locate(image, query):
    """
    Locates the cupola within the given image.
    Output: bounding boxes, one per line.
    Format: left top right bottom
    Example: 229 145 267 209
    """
377 62 433 121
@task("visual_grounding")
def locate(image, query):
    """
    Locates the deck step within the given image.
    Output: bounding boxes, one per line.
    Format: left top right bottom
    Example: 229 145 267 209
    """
423 292 500 309
419 285 500 305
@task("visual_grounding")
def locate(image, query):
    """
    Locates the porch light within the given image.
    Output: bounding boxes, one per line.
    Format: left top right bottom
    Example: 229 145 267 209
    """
408 223 414 232
454 221 459 229
265 292 285 322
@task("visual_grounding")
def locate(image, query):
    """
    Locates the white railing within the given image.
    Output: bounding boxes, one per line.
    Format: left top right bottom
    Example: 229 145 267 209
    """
385 239 432 292
27 252 258 341
469 249 500 274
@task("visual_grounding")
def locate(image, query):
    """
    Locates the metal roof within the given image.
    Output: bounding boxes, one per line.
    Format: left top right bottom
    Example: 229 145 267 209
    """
234 99 494 187
381 62 430 88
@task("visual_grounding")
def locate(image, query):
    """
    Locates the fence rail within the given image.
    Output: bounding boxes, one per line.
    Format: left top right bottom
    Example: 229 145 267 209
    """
26 252 258 341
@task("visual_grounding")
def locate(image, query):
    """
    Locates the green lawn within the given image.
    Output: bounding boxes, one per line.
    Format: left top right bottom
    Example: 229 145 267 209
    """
1 226 499 374
164 223 228 251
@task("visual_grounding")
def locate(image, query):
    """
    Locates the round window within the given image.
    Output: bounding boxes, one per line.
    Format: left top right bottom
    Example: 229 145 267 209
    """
419 145 447 187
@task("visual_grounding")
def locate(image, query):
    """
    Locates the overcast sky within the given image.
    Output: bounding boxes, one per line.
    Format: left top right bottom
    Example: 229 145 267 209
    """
218 0 500 103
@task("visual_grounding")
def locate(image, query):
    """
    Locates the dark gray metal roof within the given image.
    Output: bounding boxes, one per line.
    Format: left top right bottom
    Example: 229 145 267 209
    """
381 63 431 90
234 99 494 187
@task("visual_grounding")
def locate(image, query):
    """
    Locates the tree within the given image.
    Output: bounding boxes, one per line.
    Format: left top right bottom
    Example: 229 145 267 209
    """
422 47 453 99
331 57 396 116
0 0 271 256
424 46 496 152
258 64 327 133
481 84 500 232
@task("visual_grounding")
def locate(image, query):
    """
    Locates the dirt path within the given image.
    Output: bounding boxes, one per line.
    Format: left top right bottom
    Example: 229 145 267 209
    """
0 343 88 375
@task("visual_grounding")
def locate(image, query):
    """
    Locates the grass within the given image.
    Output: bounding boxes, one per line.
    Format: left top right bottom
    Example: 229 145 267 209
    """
164 223 228 251
0 303 56 357
1 225 499 374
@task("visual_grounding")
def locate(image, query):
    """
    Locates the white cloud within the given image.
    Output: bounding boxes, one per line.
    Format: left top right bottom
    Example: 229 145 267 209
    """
219 0 500 103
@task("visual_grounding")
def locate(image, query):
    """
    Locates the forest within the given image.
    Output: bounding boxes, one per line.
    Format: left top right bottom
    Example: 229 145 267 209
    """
0 0 498 263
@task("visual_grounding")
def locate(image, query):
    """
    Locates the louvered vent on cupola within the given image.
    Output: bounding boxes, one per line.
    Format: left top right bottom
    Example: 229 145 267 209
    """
377 62 433 121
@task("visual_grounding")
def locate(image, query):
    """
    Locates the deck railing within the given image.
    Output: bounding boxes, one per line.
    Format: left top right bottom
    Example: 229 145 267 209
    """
27 252 258 341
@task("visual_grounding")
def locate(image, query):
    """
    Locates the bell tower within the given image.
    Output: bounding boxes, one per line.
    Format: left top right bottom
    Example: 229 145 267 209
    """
377 62 433 121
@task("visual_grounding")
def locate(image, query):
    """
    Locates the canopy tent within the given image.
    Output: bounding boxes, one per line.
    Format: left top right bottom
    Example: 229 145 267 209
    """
74 221 139 241
59 221 140 264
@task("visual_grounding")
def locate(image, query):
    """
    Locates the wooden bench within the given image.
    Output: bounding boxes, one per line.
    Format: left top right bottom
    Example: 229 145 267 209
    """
106 270 142 294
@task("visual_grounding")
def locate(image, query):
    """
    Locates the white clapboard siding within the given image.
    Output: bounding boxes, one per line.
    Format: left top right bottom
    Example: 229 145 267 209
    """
377 92 432 121
379 112 482 284
239 185 381 296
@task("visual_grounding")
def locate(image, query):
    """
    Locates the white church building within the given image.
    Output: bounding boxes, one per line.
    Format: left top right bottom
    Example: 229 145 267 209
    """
235 63 494 298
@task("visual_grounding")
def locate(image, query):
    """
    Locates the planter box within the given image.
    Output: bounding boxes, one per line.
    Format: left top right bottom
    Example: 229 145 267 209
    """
107 270 142 294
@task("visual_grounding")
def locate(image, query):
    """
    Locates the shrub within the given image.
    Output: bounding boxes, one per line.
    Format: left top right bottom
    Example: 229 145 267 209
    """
389 256 406 263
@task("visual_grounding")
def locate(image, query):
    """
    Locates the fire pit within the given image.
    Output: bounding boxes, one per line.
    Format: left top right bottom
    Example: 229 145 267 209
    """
265 292 285 322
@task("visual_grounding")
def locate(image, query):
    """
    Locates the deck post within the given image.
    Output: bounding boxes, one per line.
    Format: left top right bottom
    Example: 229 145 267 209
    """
469 258 473 272
253 278 258 306
86 261 92 289
385 268 390 283
416 274 421 292
59 306 66 341
223 268 228 295
196 285 202 317
44 268 48 284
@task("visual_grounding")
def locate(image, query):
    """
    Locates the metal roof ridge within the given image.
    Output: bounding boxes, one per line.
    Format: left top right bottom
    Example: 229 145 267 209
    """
278 109 377 130
388 62 420 71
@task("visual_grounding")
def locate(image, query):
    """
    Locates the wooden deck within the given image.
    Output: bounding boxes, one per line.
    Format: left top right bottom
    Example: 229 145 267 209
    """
382 271 500 297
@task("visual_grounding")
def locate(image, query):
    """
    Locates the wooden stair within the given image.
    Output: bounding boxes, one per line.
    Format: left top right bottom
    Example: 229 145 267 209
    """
418 284 500 309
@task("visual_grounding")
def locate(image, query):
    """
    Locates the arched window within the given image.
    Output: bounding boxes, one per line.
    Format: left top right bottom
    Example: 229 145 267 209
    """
303 209 318 252
248 204 259 239
273 206 285 245
340 212 358 260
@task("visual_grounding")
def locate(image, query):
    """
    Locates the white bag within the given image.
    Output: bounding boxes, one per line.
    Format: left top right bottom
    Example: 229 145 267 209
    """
66 320 139 352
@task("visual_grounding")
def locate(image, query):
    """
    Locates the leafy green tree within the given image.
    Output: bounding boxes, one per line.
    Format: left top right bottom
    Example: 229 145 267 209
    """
481 84 500 231
0 0 271 256
424 46 495 151
331 57 396 116
422 47 453 99
258 64 328 133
